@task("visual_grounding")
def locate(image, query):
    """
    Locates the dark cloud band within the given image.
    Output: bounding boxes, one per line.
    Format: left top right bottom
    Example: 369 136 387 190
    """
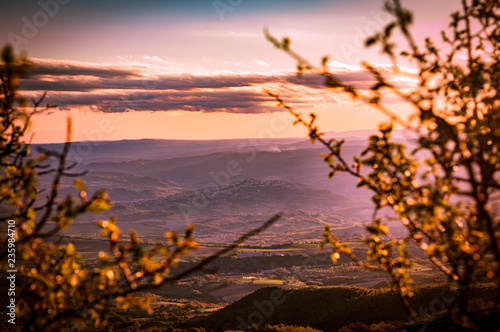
19 59 409 113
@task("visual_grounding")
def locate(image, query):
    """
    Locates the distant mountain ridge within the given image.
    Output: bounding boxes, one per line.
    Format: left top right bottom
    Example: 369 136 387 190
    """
32 128 416 243
32 127 418 163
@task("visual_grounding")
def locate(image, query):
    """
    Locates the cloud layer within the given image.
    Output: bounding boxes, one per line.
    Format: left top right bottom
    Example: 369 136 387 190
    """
19 58 413 114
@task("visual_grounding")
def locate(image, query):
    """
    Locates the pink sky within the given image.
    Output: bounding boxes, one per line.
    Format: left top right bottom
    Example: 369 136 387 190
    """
0 0 460 143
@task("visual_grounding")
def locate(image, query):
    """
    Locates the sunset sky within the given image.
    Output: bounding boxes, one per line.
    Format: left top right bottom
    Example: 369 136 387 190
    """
0 0 460 143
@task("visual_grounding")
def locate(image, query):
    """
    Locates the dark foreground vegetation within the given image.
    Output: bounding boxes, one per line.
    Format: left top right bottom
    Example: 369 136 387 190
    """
29 284 496 332
187 284 499 332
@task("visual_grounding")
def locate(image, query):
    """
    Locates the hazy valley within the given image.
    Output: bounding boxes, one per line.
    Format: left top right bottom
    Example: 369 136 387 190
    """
23 131 479 331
